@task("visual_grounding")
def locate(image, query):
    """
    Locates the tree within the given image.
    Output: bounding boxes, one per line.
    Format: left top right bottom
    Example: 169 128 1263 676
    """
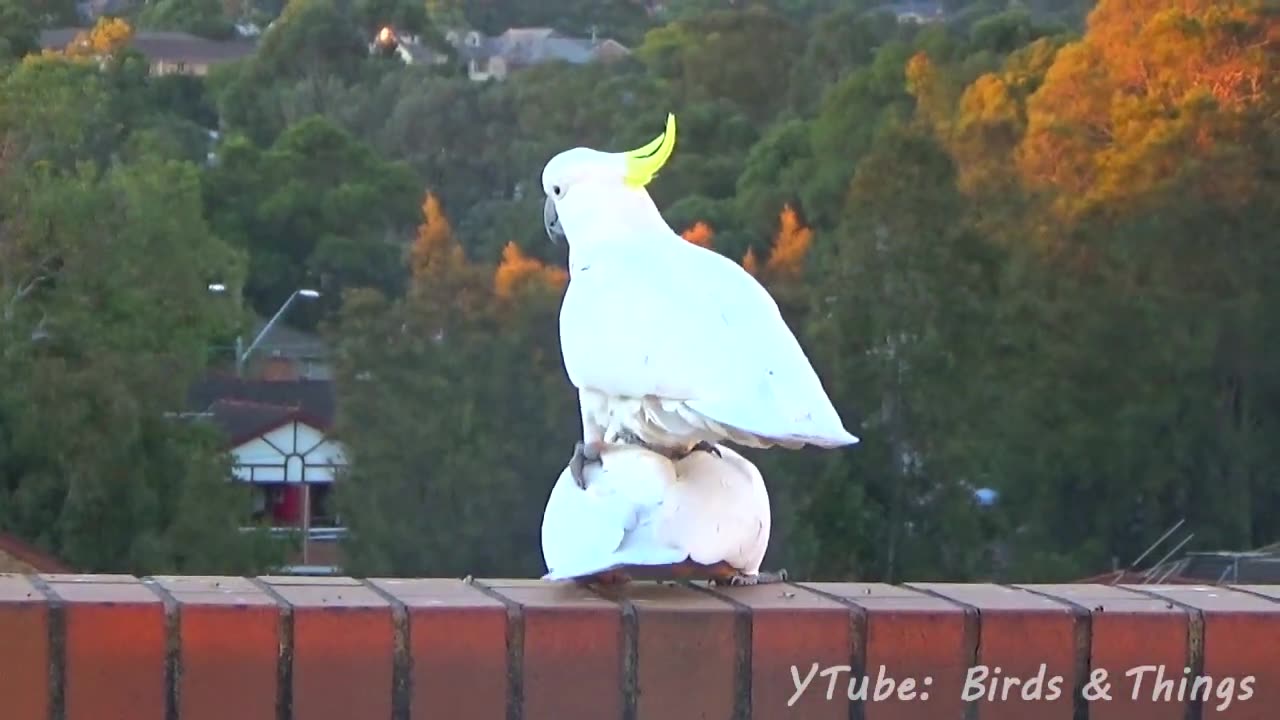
212 0 373 143
1016 0 1279 219
202 116 421 323
334 194 577 577
64 17 135 58
354 0 429 35
680 220 714 248
796 124 1002 580
493 241 567 299
762 204 812 281
409 191 465 284
636 8 803 123
0 0 37 63
0 122 280 572
138 0 238 40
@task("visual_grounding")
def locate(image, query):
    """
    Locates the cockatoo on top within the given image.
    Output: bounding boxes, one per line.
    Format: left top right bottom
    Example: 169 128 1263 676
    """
542 113 859 488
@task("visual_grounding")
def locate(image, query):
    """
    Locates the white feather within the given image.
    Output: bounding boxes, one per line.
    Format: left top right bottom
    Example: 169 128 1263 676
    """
540 444 771 581
559 215 858 451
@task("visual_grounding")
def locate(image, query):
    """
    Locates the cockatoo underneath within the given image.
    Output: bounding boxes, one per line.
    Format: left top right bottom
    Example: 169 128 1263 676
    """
542 114 859 487
541 442 785 585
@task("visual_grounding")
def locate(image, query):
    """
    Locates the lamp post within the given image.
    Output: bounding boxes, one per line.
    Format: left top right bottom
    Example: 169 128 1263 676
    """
235 288 321 377
208 283 323 570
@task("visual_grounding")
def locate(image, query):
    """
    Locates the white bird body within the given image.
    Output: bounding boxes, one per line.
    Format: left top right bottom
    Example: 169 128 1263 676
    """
556 194 858 454
540 443 771 581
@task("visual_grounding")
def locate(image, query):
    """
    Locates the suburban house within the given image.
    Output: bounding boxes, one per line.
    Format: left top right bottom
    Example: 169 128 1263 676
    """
187 336 347 574
0 533 71 574
38 28 257 76
444 27 631 81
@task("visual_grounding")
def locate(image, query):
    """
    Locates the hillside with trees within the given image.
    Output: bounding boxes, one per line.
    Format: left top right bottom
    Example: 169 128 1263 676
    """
1 0 1277 581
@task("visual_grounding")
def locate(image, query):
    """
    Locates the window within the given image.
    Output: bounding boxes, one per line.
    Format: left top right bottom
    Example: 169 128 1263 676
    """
310 484 339 527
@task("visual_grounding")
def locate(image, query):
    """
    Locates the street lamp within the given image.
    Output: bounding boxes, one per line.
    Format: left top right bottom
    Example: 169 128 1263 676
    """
236 288 322 377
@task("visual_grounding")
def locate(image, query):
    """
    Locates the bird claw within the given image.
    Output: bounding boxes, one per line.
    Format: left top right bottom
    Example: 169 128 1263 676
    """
570 441 602 489
690 440 722 459
711 568 788 587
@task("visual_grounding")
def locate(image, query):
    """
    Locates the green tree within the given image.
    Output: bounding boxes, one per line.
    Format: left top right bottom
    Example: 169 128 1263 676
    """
138 0 238 39
0 120 280 572
202 116 421 323
333 195 577 576
0 0 38 62
636 7 803 123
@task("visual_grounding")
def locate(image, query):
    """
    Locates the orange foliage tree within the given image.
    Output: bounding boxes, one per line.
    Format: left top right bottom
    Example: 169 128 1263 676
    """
494 241 567 299
65 17 133 57
763 203 813 280
1015 0 1280 216
409 191 465 283
680 221 715 248
405 190 492 321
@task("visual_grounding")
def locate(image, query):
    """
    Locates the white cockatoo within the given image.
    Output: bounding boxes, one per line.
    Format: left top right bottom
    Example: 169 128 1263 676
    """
541 113 859 487
540 442 785 586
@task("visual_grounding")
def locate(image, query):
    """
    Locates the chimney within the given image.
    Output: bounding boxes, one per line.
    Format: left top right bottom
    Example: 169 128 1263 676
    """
261 354 300 382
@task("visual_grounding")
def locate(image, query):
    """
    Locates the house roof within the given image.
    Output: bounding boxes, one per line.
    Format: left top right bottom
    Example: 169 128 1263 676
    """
246 319 330 360
189 375 336 431
0 533 72 573
453 27 629 67
205 398 307 446
39 28 257 64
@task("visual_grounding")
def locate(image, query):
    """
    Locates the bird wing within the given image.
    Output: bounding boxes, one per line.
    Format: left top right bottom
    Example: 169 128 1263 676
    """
560 235 857 447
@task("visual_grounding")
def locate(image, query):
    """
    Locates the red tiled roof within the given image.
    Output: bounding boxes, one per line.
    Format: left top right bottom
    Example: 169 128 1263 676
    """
0 534 72 573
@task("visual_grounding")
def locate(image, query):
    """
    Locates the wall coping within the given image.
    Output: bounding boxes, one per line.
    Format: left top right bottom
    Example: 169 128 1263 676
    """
2 575 1278 720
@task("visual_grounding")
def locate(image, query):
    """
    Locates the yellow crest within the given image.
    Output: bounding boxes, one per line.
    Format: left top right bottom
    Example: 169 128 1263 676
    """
622 113 677 188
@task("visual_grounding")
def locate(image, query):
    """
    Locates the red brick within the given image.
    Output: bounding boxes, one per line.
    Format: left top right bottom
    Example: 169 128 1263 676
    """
1131 585 1280 720
709 583 854 720
370 578 510 720
484 579 622 720
263 577 394 720
810 583 970 720
43 574 167 720
611 583 739 720
152 576 281 720
911 583 1079 720
0 574 50 720
1018 583 1189 720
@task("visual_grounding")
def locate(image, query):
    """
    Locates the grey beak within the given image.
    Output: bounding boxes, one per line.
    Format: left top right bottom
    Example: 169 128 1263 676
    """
544 195 566 245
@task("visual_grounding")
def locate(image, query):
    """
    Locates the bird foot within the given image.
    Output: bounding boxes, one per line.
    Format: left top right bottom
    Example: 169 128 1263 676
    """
684 440 722 459
569 440 603 490
710 568 789 587
614 430 722 462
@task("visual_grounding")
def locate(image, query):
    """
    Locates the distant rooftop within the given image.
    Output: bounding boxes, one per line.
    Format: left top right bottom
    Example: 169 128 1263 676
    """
38 28 257 65
446 26 629 68
188 374 337 438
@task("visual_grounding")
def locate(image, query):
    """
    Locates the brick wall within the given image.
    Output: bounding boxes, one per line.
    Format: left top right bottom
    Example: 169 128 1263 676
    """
1 575 1278 720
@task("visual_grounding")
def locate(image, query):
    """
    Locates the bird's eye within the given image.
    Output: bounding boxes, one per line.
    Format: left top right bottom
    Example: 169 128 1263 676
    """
552 185 562 197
